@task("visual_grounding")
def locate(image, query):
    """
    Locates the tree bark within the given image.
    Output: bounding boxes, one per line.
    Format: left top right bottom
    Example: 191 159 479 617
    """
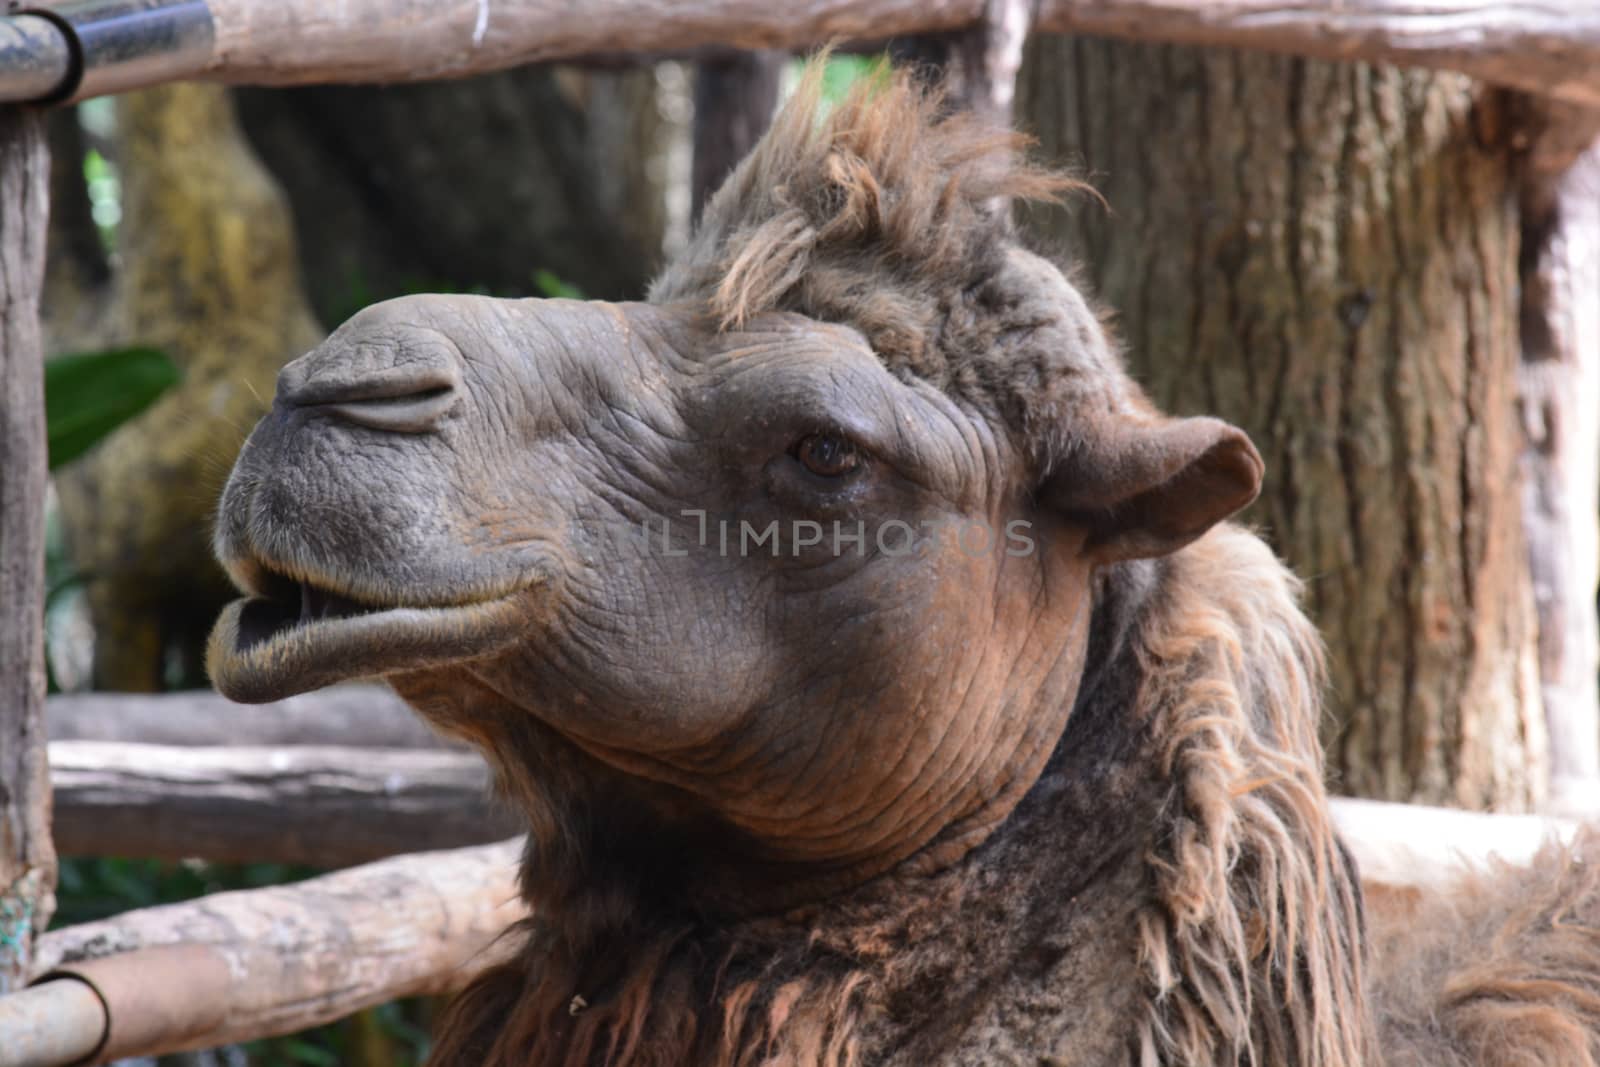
0 105 54 993
1019 38 1543 809
1513 102 1600 815
49 742 515 867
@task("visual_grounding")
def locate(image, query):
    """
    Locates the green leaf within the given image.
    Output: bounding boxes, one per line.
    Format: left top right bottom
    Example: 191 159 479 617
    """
45 347 181 470
532 269 583 300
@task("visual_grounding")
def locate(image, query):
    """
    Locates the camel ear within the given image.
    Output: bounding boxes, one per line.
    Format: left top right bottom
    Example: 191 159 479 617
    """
1041 415 1263 564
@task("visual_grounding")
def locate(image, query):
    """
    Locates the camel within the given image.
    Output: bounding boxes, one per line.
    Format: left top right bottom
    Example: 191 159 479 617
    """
207 66 1600 1065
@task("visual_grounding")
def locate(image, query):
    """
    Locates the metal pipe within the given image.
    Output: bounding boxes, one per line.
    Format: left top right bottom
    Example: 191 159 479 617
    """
14 0 213 103
0 945 233 1067
0 15 73 102
42 945 232 1063
0 978 106 1067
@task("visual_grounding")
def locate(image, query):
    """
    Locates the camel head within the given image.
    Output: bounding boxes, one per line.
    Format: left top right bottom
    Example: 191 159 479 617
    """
207 71 1263 913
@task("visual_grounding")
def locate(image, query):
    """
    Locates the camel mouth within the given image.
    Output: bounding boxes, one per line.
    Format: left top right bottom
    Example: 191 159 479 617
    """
207 562 539 703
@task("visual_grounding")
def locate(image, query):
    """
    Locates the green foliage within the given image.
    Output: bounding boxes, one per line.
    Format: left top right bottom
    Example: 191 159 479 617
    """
250 1037 341 1067
53 858 315 927
533 269 583 300
82 143 122 252
806 52 892 107
45 346 181 470
242 997 432 1067
824 53 890 103
367 1000 433 1058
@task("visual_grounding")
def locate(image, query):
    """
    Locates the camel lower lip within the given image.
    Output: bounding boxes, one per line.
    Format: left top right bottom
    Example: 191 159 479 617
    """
206 591 534 703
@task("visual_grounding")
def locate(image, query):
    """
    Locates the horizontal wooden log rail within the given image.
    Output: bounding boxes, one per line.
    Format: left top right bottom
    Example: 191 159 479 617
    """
1328 796 1580 890
45 729 1588 876
7 838 524 1066
50 741 518 867
0 799 1581 1066
196 1 1600 107
3 2 1598 106
47 684 451 749
1039 2 1600 108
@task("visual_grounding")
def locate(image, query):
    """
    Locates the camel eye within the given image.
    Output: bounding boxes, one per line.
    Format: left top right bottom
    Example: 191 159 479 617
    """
795 433 861 478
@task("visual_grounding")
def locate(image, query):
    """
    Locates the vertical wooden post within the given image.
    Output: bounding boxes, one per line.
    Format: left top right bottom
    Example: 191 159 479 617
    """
0 105 54 991
954 0 1031 126
1516 101 1600 814
691 50 783 221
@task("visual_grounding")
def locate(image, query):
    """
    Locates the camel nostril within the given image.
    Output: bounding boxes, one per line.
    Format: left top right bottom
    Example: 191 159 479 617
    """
320 381 462 434
280 365 463 434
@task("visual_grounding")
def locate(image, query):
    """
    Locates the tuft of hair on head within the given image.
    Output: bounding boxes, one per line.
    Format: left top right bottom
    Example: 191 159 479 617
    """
651 52 1087 371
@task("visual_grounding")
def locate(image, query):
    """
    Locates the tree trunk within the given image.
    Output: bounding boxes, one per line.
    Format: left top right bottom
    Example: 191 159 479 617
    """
235 65 671 320
0 106 55 991
693 51 783 220
1019 38 1543 809
40 107 111 355
52 85 324 692
581 65 688 274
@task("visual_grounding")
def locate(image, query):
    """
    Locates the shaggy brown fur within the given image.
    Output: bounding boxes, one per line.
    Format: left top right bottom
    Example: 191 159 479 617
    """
421 67 1387 1067
428 529 1370 1067
651 64 1125 477
1371 827 1600 1066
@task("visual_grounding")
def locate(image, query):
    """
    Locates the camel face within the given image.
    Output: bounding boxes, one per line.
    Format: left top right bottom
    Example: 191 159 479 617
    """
210 285 1134 879
209 278 1259 893
208 74 1263 899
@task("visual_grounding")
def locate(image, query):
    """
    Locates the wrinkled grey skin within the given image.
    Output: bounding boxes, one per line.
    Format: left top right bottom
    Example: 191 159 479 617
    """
210 282 1257 905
